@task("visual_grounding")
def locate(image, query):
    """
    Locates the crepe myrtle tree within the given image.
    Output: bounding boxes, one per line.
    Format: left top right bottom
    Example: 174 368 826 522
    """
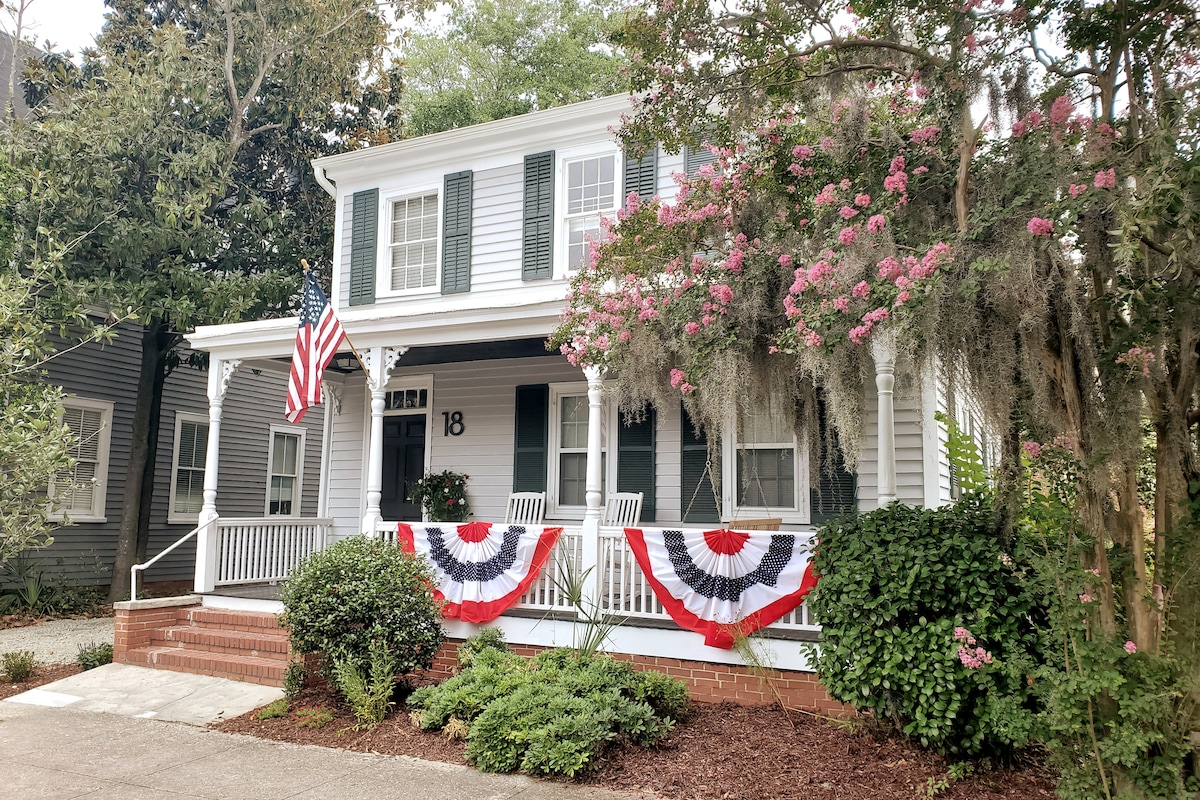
552 0 1200 792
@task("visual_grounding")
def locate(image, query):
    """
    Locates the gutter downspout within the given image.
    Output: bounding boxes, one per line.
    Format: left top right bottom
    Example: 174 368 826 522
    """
313 163 336 197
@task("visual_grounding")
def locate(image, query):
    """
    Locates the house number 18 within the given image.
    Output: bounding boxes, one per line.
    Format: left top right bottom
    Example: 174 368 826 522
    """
442 411 465 436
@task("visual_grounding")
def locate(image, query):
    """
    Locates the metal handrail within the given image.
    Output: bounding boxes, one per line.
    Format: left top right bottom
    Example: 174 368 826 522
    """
130 523 204 602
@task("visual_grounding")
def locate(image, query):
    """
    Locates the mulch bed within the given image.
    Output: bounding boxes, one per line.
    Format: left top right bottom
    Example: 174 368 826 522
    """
0 663 83 701
215 680 1057 800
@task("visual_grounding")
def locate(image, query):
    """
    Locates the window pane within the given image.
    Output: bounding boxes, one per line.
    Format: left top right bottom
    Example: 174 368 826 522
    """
741 400 793 444
175 469 205 514
737 449 795 507
568 217 601 271
559 453 586 507
560 396 588 449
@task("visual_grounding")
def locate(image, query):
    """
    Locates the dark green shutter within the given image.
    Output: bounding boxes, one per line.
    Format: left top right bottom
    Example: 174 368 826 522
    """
441 170 473 294
349 188 378 306
521 151 555 280
684 141 718 176
680 403 720 523
810 410 857 523
513 384 549 492
617 407 656 521
623 146 658 200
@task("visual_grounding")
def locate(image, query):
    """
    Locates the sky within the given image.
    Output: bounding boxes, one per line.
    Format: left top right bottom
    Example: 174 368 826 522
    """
6 0 108 55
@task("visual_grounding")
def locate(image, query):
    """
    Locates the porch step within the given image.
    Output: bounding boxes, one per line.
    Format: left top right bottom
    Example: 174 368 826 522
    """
124 645 286 687
115 603 292 687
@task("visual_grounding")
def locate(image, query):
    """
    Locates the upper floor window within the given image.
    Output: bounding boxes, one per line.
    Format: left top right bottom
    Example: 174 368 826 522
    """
564 154 616 272
169 413 209 523
267 427 305 516
53 398 114 522
387 192 439 293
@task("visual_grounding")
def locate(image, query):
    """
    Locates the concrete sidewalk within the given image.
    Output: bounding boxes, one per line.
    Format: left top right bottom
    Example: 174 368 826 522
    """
0 701 641 800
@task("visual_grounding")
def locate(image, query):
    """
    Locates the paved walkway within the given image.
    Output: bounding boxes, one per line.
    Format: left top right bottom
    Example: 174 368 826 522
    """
0 700 639 800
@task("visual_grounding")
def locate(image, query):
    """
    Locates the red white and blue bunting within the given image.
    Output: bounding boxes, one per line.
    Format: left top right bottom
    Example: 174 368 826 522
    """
397 521 562 624
623 527 819 648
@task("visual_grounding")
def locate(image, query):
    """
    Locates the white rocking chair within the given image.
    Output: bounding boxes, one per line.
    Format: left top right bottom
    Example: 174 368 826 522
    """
602 492 643 527
504 492 546 526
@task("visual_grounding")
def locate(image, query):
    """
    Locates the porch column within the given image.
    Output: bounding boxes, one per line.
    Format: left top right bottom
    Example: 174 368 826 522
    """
579 366 605 612
361 346 407 534
871 330 898 506
195 357 240 593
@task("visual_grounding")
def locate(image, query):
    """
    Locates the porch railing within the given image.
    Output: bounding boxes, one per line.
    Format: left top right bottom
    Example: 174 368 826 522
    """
215 517 332 586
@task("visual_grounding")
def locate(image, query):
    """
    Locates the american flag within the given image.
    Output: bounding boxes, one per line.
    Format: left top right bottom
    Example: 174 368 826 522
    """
285 271 346 424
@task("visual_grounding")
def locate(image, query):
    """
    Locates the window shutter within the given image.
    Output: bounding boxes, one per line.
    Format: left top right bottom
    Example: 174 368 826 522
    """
680 403 720 523
617 406 656 521
441 170 473 294
684 140 718 176
513 384 549 492
521 151 554 280
810 411 857 523
623 146 658 200
349 188 379 306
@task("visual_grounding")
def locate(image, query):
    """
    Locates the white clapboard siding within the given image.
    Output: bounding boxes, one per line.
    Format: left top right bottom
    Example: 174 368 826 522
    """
469 162 526 294
654 401 683 522
325 374 368 539
855 384 927 511
337 191 353 310
656 149 686 205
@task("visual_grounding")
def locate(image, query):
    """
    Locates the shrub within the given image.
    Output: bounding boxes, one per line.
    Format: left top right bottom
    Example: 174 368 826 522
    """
333 640 398 728
408 647 686 777
808 495 1043 755
283 660 307 698
76 641 113 670
2 650 37 682
280 536 444 674
256 698 289 720
456 627 509 669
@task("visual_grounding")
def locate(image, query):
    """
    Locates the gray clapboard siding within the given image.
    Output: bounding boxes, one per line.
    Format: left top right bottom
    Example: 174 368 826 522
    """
38 324 324 586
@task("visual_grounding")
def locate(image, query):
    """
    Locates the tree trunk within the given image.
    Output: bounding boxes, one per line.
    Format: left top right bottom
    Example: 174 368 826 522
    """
107 319 174 602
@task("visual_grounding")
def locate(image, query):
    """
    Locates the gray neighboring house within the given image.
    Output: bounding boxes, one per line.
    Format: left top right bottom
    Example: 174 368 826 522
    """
0 34 325 587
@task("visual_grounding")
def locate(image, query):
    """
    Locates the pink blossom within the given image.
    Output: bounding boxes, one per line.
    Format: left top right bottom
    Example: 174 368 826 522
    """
909 125 941 145
889 155 906 174
958 645 994 669
839 205 859 219
805 330 823 347
867 214 887 233
1093 168 1117 189
669 368 687 389
877 256 902 280
954 627 975 643
1050 95 1074 126
862 307 890 324
778 254 793 268
1079 593 1093 604
848 324 872 344
684 321 701 335
1124 640 1137 654
814 184 839 206
883 172 908 194
852 281 870 299
618 330 632 343
1027 217 1054 236
913 165 929 175
838 226 859 245
839 178 852 190
833 296 850 312
792 144 814 160
819 136 835 151
1011 120 1027 137
1068 183 1088 199
709 284 734 305
854 193 872 207
1022 441 1042 460
893 290 910 306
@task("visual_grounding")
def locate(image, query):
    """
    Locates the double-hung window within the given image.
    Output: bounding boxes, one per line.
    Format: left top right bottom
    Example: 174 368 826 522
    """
169 413 209 523
548 384 613 515
54 399 113 522
563 154 616 272
267 428 305 516
386 192 439 293
729 397 804 515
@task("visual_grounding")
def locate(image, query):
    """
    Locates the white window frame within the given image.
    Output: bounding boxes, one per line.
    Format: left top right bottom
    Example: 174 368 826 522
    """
721 405 810 524
376 185 442 299
168 412 210 524
51 397 114 523
546 382 618 518
556 146 621 280
265 425 306 517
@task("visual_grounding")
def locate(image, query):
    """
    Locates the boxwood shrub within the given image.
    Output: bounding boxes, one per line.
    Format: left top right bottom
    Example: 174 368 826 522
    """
808 495 1044 755
280 536 444 674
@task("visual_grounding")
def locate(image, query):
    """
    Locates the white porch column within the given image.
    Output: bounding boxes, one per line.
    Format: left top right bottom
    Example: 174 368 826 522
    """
579 366 606 612
361 346 406 533
195 357 240 593
871 331 898 506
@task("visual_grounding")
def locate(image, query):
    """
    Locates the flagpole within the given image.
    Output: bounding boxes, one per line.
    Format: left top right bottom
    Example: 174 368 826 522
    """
300 259 371 380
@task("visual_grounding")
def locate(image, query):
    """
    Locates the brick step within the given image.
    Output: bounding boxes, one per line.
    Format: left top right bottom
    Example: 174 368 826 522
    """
125 646 286 687
150 625 291 661
177 607 284 632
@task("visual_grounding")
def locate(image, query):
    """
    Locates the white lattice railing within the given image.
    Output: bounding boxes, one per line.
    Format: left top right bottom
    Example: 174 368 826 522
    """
215 518 332 586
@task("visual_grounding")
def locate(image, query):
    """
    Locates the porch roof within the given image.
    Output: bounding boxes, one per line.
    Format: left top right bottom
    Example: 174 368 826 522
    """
186 286 570 362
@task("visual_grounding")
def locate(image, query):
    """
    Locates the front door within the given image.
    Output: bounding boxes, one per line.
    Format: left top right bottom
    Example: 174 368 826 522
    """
381 414 426 520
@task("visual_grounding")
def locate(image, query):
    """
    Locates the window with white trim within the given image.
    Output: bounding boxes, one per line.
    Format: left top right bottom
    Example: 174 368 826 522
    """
564 154 616 272
267 428 305 516
729 397 804 514
547 384 614 515
387 192 439 292
169 414 209 523
53 398 113 521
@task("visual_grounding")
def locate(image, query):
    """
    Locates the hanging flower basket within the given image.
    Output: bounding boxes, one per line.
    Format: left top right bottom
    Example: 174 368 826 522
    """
408 470 471 522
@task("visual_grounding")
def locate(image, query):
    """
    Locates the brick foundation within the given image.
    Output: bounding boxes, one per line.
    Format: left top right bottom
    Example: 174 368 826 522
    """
422 639 851 715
